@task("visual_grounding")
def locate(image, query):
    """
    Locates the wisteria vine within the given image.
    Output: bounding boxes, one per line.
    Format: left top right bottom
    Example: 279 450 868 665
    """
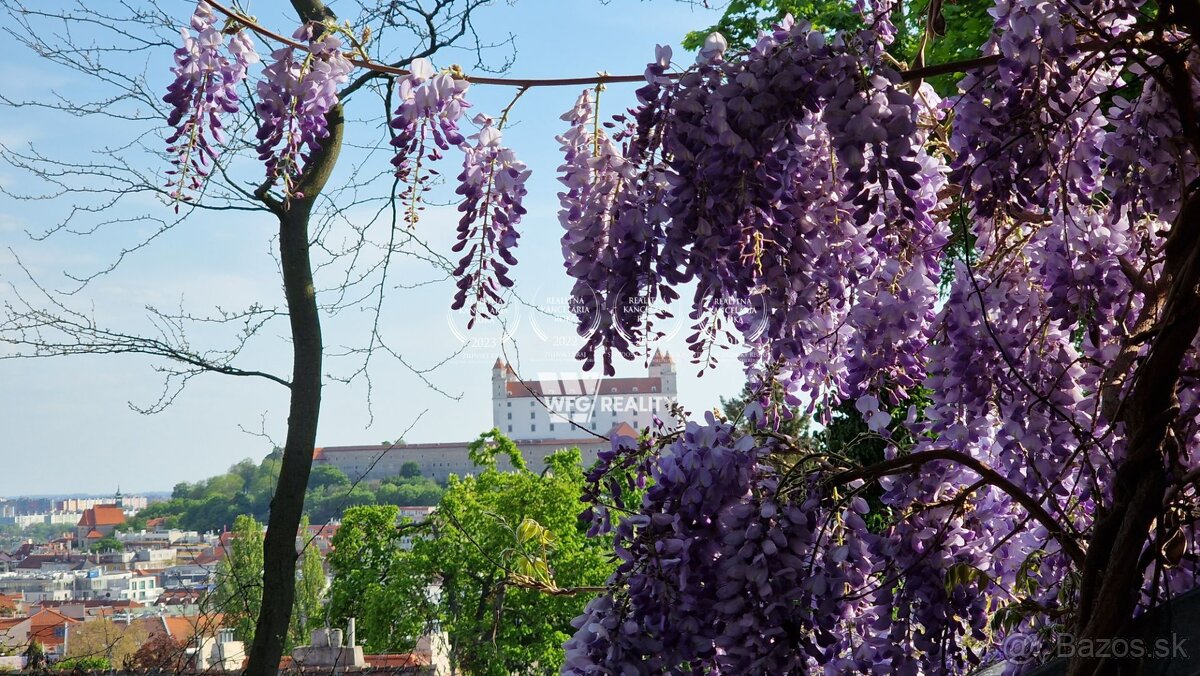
555 0 1200 674
163 1 257 209
254 24 353 198
452 115 529 324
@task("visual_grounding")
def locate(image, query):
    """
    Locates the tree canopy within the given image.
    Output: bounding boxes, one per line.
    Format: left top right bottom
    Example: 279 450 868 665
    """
209 514 324 650
327 437 613 674
65 618 147 667
211 514 266 644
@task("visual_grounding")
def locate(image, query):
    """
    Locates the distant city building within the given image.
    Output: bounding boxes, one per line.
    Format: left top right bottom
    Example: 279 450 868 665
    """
75 505 125 544
73 569 162 603
0 521 212 642
0 498 54 516
57 490 147 515
0 513 80 528
29 608 78 658
116 529 197 548
0 492 148 529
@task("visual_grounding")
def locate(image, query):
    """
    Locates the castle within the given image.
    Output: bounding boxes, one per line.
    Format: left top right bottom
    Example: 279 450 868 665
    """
491 350 678 440
314 354 680 482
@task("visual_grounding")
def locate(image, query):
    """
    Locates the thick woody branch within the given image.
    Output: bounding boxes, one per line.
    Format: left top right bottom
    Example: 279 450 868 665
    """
830 448 1086 566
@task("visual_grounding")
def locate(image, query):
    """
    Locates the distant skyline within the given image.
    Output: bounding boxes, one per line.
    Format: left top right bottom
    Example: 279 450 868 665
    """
0 0 749 495
0 492 171 500
1 491 159 498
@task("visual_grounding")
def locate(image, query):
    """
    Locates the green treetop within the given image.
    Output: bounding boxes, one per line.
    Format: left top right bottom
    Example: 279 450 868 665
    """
211 514 323 650
327 431 614 674
683 0 994 95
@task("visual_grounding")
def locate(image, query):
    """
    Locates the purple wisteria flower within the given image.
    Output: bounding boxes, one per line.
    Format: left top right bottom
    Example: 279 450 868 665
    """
389 58 471 224
561 1 1200 672
557 17 944 399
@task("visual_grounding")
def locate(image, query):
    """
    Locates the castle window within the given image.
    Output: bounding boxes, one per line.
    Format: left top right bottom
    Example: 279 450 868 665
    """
531 411 536 419
651 387 657 393
531 424 536 432
507 425 512 433
507 402 511 408
632 387 638 393
507 412 512 420
550 424 555 431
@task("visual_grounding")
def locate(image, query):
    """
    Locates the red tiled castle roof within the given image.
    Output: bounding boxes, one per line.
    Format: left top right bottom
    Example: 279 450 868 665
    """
505 377 663 398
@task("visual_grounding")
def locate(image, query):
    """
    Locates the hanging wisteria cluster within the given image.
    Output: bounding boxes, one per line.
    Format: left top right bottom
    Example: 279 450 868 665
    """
158 0 1200 671
163 1 258 210
452 115 529 325
162 2 526 320
254 24 353 198
389 58 473 224
558 16 947 404
566 417 886 673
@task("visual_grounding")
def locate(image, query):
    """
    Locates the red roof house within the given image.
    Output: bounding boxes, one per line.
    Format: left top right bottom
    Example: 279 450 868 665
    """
27 608 80 658
75 505 125 542
0 594 23 617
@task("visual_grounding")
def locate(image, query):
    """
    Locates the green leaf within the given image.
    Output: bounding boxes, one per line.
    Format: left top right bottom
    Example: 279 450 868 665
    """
944 561 987 593
516 517 541 546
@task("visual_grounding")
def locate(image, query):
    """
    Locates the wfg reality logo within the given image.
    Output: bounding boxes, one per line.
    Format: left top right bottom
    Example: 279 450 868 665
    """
534 372 604 426
531 372 671 426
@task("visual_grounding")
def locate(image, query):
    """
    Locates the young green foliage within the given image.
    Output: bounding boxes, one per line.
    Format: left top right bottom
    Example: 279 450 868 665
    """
326 433 614 673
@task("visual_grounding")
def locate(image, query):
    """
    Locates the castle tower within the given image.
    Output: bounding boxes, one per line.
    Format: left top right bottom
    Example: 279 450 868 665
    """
492 358 508 399
649 350 677 396
492 358 510 433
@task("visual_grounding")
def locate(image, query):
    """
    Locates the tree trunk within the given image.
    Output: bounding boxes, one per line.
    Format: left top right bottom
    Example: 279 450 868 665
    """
1068 189 1200 676
244 98 344 676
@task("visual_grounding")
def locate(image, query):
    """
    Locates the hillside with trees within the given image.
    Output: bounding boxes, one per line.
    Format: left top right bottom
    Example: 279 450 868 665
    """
122 452 442 533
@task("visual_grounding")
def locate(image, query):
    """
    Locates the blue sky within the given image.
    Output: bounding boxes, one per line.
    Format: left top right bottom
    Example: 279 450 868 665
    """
0 0 752 496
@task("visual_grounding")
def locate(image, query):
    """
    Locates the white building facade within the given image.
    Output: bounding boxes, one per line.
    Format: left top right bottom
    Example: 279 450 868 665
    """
314 354 680 483
491 350 678 440
72 569 163 603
